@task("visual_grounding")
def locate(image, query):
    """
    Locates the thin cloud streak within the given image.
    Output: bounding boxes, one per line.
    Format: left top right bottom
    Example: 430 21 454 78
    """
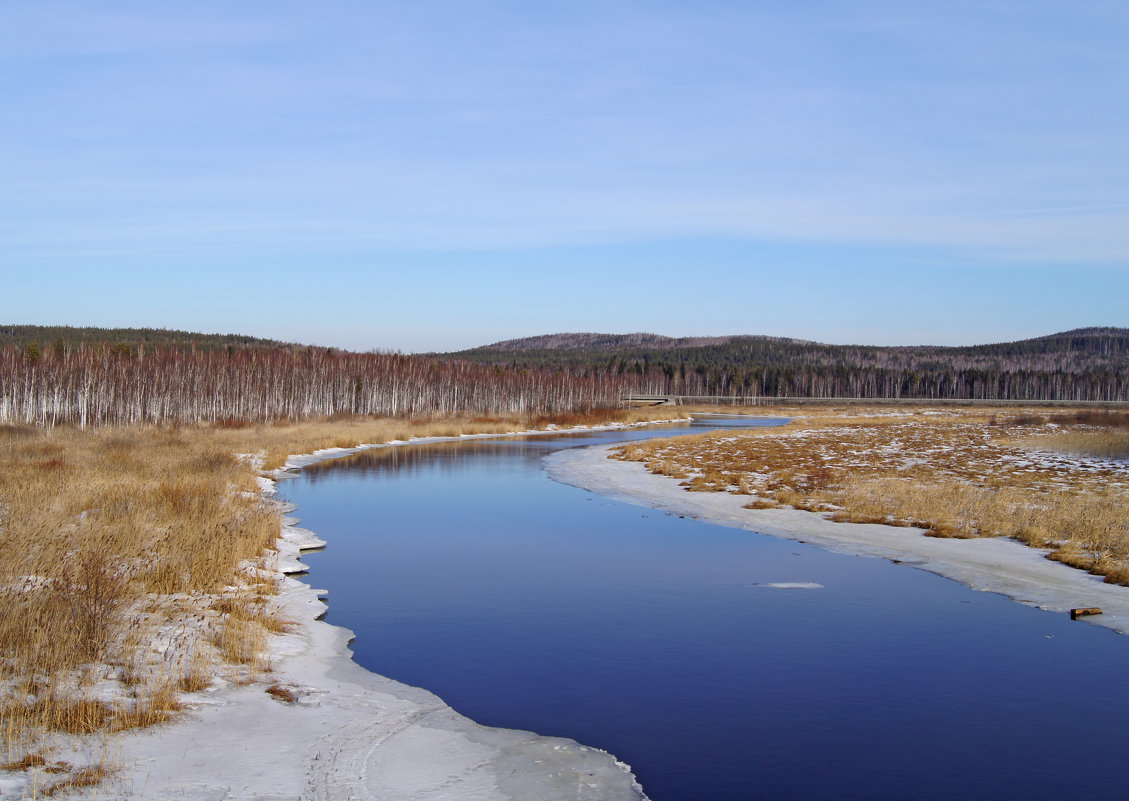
3 1 1127 264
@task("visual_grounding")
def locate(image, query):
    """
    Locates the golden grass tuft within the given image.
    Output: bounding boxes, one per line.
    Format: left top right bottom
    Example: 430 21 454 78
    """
212 617 271 673
1 752 48 771
176 646 213 693
107 682 183 732
41 764 111 796
211 594 295 634
38 698 114 735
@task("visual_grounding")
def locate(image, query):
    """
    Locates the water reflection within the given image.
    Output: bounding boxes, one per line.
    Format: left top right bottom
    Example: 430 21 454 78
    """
301 439 536 482
298 415 766 482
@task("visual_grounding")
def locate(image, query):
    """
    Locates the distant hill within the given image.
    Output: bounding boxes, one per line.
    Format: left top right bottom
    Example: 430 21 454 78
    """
477 333 740 351
0 325 288 353
440 327 1129 402
448 328 1129 367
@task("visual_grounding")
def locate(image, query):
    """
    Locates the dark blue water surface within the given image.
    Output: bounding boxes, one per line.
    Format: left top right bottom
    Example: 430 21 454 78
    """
279 416 1129 801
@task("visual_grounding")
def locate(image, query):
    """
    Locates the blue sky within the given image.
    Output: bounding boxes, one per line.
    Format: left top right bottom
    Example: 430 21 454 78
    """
3 1 1127 352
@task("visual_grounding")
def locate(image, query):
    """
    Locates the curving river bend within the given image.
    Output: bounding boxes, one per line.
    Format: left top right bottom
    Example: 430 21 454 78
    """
279 416 1129 801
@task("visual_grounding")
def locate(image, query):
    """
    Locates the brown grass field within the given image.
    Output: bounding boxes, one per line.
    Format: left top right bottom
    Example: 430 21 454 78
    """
0 406 686 791
616 405 1129 586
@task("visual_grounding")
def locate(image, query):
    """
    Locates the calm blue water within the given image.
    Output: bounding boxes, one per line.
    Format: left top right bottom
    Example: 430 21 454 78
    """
279 417 1129 801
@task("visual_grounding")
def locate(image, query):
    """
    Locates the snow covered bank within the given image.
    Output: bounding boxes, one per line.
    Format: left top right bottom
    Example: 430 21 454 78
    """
96 426 668 801
546 444 1129 636
102 506 645 800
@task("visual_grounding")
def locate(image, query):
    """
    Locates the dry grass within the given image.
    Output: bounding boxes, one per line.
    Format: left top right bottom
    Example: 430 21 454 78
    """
107 681 184 732
1019 430 1129 461
616 406 1129 583
1 752 48 771
176 645 213 694
40 764 111 796
0 424 279 753
0 750 112 796
211 617 271 672
266 683 297 703
1006 410 1129 461
0 406 684 787
211 584 295 631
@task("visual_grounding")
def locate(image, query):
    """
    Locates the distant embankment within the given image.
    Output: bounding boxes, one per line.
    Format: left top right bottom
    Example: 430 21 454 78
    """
625 395 1129 409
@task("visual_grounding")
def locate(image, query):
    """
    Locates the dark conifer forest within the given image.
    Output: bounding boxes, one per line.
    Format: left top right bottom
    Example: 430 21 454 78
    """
442 328 1129 402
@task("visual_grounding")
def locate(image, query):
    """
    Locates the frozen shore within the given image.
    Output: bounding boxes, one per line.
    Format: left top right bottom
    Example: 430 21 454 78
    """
94 424 673 801
545 444 1129 636
101 512 646 800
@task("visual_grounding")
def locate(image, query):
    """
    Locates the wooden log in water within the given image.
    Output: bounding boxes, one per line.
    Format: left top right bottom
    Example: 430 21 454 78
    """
1070 607 1103 619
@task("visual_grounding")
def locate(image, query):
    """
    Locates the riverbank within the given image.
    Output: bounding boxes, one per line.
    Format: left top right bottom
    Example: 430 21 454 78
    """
545 444 1129 635
54 423 678 800
1 411 684 798
96 494 647 800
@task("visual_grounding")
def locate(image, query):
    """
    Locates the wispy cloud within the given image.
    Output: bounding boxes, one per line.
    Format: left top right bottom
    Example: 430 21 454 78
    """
1 0 1127 267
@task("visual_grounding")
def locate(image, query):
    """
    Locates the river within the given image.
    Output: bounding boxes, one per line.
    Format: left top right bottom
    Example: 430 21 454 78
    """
278 416 1129 800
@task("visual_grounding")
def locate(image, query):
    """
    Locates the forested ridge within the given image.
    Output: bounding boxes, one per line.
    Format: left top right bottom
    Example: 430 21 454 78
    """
441 328 1129 402
0 324 286 353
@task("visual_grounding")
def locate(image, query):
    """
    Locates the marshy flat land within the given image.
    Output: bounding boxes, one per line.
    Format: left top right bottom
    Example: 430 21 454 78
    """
4 403 1127 797
0 408 683 796
616 406 1129 584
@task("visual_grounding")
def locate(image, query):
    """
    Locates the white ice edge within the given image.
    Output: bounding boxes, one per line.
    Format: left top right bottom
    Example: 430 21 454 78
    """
545 444 1129 636
99 425 679 801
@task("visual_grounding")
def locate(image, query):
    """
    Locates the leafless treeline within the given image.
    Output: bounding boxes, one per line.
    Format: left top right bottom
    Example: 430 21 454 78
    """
7 338 1124 428
0 345 637 427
